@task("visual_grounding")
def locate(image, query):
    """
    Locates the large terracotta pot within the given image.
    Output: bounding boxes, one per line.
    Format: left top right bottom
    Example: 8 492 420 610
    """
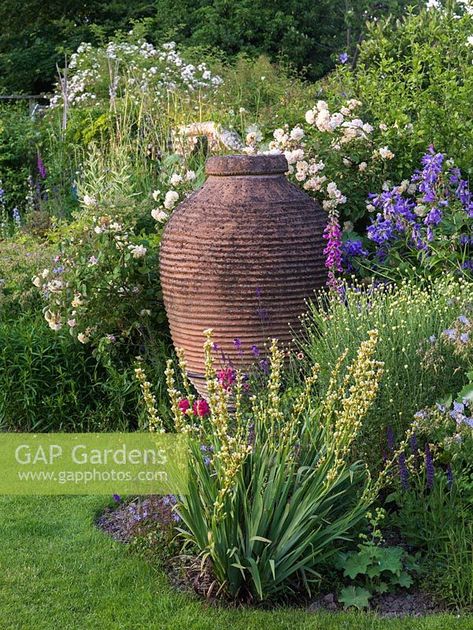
159 154 327 395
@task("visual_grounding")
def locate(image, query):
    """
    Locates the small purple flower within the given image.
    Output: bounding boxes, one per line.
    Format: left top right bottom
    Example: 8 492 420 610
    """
233 338 242 353
172 512 181 522
339 52 349 64
259 358 270 374
251 344 260 357
458 315 470 325
112 494 121 503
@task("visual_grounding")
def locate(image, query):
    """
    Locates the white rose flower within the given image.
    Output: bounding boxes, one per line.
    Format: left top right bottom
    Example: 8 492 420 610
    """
305 109 316 125
290 126 305 141
151 208 168 222
164 190 179 210
68 319 77 328
77 332 90 344
316 100 328 111
362 123 374 134
32 276 42 288
329 112 344 130
41 269 49 278
128 244 147 259
358 161 368 172
379 146 395 160
315 109 331 132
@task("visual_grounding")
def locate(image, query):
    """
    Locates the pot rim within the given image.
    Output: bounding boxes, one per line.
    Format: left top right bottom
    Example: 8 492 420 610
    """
205 154 288 176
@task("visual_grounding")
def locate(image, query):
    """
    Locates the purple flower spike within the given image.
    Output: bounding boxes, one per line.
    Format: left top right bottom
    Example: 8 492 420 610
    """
37 153 47 179
398 453 409 490
386 425 395 451
425 443 435 489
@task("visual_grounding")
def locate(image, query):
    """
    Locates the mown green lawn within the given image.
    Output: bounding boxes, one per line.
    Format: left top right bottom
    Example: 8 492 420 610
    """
0 496 471 630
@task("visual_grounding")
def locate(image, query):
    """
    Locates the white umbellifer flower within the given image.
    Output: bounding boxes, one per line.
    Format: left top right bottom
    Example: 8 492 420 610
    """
82 194 97 207
343 158 351 167
68 319 77 328
164 190 179 210
170 173 183 186
379 146 395 160
129 244 147 259
77 332 90 344
379 123 388 131
152 190 161 201
290 126 305 141
41 269 49 279
185 170 196 181
94 226 103 234
305 109 316 125
316 100 328 111
151 208 168 222
32 276 42 288
358 161 368 172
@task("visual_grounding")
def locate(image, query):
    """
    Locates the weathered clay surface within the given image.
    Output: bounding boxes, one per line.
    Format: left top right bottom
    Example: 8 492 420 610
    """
159 154 327 395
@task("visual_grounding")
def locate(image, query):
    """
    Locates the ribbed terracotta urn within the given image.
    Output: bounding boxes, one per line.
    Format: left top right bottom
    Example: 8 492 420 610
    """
159 154 327 395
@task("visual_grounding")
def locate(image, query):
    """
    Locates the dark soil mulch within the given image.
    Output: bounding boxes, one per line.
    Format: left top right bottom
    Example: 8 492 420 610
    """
307 590 444 617
97 498 446 617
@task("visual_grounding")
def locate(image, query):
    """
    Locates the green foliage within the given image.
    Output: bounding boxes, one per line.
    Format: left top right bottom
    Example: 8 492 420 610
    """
331 5 473 179
0 314 127 431
0 0 416 94
0 102 36 214
302 277 472 468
